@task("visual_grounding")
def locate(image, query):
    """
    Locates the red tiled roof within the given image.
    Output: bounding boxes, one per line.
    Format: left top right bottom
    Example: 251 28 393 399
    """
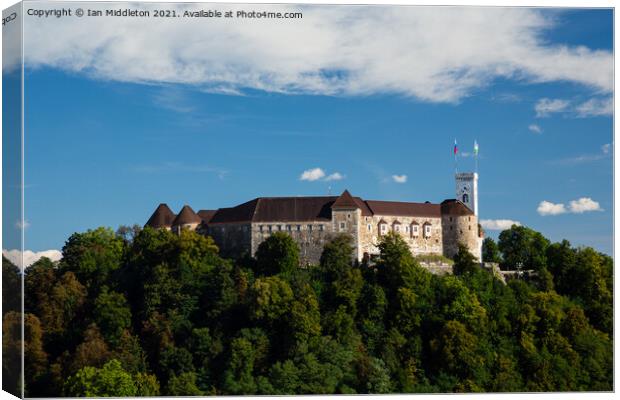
365 200 441 218
332 190 359 209
440 199 474 216
145 204 176 228
197 210 217 224
173 205 202 225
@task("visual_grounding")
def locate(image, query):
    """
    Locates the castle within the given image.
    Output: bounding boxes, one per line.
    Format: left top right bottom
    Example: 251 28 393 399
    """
145 172 483 264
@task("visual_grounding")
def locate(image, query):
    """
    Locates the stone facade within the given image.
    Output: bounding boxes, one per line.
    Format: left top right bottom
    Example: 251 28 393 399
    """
145 173 484 265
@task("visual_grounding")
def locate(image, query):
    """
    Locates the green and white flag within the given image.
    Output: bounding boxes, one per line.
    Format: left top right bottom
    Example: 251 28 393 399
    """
473 140 479 156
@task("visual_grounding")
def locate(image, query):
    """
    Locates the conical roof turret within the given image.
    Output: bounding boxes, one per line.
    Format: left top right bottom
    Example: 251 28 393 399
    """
332 190 360 209
172 205 202 226
145 203 176 228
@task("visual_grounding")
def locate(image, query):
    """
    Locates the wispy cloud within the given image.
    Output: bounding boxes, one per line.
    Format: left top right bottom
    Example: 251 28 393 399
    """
535 98 570 117
575 97 613 117
151 87 196 113
325 172 345 182
551 143 611 165
537 197 602 216
535 96 612 119
133 162 228 179
300 168 345 182
392 175 408 184
480 219 521 230
18 6 612 103
15 220 30 230
528 124 542 134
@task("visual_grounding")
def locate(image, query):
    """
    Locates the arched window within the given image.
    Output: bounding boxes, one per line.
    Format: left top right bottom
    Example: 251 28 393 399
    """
423 223 432 238
411 223 419 237
462 193 469 203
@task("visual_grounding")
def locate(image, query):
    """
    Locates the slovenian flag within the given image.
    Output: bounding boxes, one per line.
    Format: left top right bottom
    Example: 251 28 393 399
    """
474 140 479 156
453 139 458 155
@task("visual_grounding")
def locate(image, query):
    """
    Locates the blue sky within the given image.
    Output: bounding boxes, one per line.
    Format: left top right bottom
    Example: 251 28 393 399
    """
7 5 614 258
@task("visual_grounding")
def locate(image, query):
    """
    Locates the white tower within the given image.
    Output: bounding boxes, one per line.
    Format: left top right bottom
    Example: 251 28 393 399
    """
455 172 478 216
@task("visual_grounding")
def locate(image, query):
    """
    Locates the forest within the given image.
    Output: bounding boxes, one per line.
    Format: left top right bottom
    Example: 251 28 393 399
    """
2 223 613 396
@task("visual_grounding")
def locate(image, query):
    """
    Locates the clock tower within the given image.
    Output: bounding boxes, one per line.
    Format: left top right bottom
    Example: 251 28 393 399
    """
455 172 478 216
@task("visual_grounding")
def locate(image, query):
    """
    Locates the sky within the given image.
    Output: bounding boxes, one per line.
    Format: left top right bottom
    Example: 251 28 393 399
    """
3 3 613 263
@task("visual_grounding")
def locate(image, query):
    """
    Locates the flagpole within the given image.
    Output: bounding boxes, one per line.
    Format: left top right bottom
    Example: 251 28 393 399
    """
474 140 479 174
454 139 458 174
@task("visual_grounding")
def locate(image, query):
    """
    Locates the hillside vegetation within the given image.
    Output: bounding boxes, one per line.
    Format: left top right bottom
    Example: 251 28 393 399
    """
2 224 613 396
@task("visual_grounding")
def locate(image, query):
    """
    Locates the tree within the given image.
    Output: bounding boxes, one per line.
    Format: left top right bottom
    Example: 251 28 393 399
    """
3 256 21 313
61 227 124 292
249 276 294 322
93 288 132 345
481 238 501 263
166 372 203 395
64 359 137 396
498 225 550 271
255 232 299 277
453 244 479 276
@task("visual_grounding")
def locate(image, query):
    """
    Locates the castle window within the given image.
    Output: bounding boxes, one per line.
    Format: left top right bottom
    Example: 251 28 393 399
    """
411 224 419 237
278 225 282 231
468 216 471 221
340 222 346 231
394 225 400 232
308 225 313 231
367 224 372 231
463 194 469 203
347 213 351 219
424 224 432 238
297 225 301 231
380 224 387 235
449 217 453 222
268 225 273 232
319 225 324 231
286 225 292 231
405 226 409 233
259 225 264 232
469 225 471 230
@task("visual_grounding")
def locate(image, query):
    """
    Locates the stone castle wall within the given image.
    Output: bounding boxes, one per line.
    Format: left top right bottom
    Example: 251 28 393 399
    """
441 214 481 260
358 215 443 258
206 223 252 258
250 221 334 265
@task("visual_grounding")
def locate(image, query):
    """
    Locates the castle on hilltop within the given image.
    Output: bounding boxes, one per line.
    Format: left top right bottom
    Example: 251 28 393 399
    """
145 173 483 264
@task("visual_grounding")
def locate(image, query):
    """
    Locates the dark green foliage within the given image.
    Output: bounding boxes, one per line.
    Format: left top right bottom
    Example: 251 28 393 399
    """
93 288 132 345
482 237 501 263
23 225 612 396
255 232 300 277
498 225 550 271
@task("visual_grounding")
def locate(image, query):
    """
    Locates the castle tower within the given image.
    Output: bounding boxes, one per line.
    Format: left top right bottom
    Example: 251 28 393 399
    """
171 205 202 233
331 190 362 261
455 172 478 216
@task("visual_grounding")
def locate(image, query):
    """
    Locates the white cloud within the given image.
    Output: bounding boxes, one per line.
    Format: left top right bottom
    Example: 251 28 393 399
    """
528 124 542 134
15 220 30 230
535 98 570 117
480 219 521 230
568 197 603 213
537 197 603 216
537 200 567 216
392 175 408 183
16 5 612 102
300 168 326 181
325 172 345 181
2 249 62 269
300 168 345 182
575 97 613 117
601 143 611 154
